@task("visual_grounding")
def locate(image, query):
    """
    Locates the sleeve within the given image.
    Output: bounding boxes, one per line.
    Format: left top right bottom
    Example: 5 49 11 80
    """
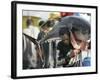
57 42 64 54
57 42 61 50
37 32 42 41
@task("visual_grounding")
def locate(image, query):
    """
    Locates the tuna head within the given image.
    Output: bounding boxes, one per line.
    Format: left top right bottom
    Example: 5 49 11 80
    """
41 16 90 42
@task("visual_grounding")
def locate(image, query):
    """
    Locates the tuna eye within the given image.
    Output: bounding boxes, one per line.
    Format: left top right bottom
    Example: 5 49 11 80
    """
82 30 89 34
72 27 79 32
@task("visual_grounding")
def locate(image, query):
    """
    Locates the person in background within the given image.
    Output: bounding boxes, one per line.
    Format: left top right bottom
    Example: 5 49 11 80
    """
37 20 51 41
57 27 73 67
23 17 40 39
23 18 40 69
37 20 53 68
82 41 91 66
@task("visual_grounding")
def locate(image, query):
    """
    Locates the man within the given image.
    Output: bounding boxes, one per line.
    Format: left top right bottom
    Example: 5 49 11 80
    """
57 27 73 67
23 18 39 39
37 21 53 68
23 18 40 69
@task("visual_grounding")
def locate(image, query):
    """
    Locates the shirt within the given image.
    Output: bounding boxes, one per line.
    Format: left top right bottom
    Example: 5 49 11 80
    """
57 41 73 60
